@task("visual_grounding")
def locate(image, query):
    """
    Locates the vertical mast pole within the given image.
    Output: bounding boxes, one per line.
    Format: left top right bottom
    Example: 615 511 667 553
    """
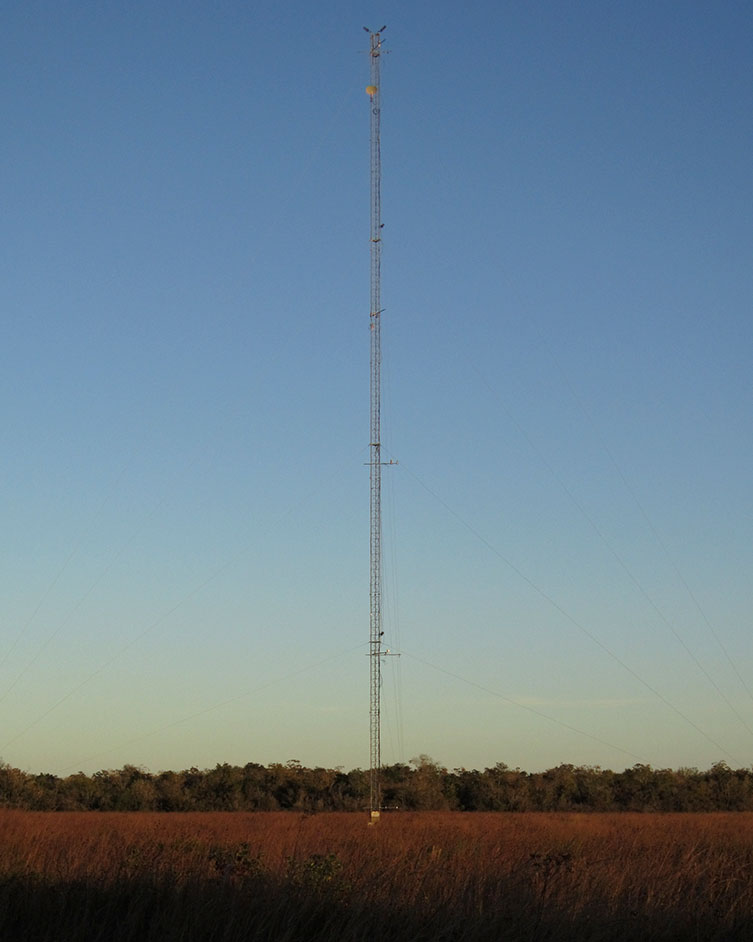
367 28 384 822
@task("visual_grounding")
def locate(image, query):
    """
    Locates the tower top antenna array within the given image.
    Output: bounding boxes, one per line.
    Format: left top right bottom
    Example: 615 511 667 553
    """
366 26 386 825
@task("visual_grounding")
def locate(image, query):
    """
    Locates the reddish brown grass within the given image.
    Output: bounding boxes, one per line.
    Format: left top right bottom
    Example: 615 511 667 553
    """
1 810 752 940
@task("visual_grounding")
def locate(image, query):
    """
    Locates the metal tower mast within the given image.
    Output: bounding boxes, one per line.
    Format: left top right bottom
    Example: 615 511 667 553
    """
366 26 386 824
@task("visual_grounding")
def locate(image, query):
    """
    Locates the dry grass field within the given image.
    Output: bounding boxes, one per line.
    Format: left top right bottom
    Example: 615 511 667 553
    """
1 810 752 940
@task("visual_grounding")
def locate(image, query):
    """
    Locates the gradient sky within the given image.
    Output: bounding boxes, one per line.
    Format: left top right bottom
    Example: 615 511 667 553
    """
2 0 751 776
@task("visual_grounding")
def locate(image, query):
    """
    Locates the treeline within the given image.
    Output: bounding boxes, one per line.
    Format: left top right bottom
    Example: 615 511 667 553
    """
1 756 752 812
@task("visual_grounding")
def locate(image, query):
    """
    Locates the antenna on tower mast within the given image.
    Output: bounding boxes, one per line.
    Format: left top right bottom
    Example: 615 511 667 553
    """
366 25 389 826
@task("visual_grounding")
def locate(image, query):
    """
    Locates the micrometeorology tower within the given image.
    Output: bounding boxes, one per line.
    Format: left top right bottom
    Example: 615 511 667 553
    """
366 25 386 824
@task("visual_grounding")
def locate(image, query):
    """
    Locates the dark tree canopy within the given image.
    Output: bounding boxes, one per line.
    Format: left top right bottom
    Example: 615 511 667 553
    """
1 758 752 812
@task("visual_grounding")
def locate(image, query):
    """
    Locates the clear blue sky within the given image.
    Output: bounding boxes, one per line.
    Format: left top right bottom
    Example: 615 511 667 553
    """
2 0 751 776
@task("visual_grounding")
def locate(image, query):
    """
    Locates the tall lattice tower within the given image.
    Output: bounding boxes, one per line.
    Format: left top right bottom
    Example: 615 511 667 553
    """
366 25 386 824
